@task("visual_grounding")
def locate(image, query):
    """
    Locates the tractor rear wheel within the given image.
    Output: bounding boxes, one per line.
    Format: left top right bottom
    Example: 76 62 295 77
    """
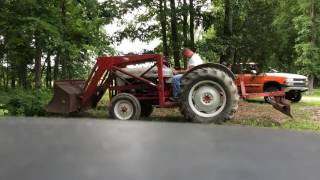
140 103 154 117
109 93 141 120
178 67 239 124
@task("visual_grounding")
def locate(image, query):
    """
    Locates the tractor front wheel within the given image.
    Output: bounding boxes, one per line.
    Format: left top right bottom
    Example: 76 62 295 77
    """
178 67 239 124
109 93 141 120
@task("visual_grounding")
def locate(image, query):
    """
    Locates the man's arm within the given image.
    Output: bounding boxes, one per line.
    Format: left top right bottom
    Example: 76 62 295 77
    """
173 66 194 75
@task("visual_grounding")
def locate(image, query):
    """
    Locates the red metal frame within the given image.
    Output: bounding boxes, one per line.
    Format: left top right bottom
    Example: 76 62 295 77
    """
80 54 176 110
238 74 286 99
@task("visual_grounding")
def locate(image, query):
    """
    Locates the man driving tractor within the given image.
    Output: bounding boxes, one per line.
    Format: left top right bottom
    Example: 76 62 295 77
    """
172 48 204 98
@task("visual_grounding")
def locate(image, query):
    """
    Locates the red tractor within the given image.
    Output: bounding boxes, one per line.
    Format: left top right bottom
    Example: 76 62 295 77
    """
46 54 291 124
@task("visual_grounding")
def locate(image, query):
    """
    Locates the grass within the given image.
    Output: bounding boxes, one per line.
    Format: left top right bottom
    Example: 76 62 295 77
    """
227 103 320 132
84 96 320 132
226 96 320 132
305 88 320 97
44 88 320 132
1 88 319 132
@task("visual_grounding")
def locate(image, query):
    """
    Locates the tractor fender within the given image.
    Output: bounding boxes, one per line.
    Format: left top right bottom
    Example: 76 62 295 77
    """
182 63 236 80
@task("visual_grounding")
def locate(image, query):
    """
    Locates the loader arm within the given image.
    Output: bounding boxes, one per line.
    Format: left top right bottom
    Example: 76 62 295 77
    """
81 54 164 108
47 54 166 114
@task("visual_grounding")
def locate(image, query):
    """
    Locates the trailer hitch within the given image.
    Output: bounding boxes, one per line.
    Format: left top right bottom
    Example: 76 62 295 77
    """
269 96 293 118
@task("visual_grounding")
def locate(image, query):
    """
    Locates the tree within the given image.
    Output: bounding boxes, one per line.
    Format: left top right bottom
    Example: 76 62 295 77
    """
0 0 113 90
159 0 169 57
293 0 320 89
170 0 181 69
189 0 195 50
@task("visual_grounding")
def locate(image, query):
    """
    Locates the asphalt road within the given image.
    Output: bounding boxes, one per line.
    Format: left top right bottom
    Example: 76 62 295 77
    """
1 117 320 180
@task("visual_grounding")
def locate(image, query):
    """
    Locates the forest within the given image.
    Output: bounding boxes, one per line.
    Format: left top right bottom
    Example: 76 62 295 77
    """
0 0 319 90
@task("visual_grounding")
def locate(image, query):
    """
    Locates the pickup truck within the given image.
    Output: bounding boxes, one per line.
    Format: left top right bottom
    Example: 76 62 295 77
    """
267 69 308 102
233 63 308 103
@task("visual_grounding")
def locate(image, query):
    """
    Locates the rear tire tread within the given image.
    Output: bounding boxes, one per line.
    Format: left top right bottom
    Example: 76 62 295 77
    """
178 67 239 124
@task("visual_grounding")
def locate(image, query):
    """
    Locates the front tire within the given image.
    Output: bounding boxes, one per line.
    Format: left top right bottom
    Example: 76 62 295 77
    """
178 67 239 124
285 91 302 103
264 86 280 103
109 93 141 120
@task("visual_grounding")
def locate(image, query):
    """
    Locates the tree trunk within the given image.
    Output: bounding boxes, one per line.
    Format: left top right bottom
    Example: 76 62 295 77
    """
45 53 52 88
183 0 189 69
220 0 234 64
169 0 180 69
53 52 60 81
5 64 8 90
309 0 316 90
308 75 314 91
34 31 42 90
18 61 28 88
11 72 15 88
310 0 316 43
189 0 195 50
60 0 68 79
159 0 169 58
0 59 3 89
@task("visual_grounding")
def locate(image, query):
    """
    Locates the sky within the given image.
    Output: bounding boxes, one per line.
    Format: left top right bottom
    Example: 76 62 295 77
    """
99 0 207 54
104 23 161 54
101 0 160 54
105 22 160 54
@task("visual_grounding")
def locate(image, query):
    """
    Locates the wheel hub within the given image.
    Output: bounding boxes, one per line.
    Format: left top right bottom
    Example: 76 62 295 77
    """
193 85 222 113
120 106 128 113
202 93 213 104
114 100 134 120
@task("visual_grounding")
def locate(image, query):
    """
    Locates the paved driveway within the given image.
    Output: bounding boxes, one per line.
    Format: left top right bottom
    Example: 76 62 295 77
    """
0 117 320 180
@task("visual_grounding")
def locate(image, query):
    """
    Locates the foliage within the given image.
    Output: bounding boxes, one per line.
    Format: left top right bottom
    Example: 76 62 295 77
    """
198 0 320 77
0 0 320 120
0 89 52 116
293 0 320 77
103 0 210 68
0 0 114 89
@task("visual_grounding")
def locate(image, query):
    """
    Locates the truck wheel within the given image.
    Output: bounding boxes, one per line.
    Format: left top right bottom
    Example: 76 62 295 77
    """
264 87 279 103
109 93 141 120
178 67 239 124
140 103 154 117
285 91 302 103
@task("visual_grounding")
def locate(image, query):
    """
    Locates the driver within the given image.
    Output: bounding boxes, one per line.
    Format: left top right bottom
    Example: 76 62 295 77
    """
171 48 204 99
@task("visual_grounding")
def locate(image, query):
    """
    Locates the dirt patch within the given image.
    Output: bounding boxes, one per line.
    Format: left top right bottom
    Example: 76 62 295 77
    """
150 101 289 123
314 110 320 121
301 107 320 121
233 101 288 122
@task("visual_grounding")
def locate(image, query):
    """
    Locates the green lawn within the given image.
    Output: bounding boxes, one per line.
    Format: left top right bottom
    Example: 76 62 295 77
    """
1 88 320 132
147 94 320 132
226 96 320 131
305 88 320 97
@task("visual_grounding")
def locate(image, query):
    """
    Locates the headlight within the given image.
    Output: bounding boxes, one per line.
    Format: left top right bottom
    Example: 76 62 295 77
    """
286 78 294 86
286 78 294 82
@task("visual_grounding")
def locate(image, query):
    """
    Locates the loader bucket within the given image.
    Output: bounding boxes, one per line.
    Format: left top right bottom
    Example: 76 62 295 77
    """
46 80 86 114
270 96 293 118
